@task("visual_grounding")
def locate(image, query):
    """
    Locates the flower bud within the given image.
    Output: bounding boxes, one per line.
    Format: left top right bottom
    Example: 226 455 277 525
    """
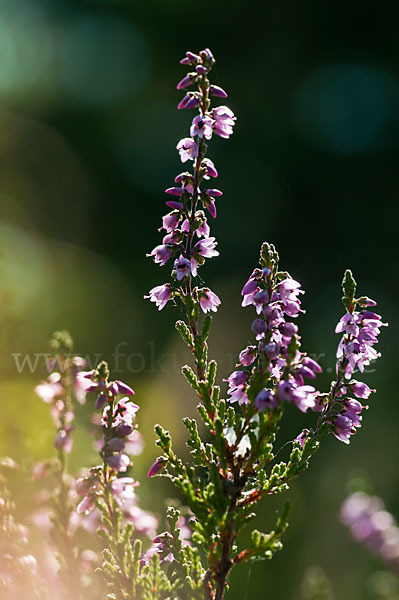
177 94 190 109
116 381 135 396
76 477 92 496
115 422 134 436
251 318 267 335
109 382 119 396
210 84 228 98
108 453 130 472
185 51 201 63
185 95 200 109
96 392 108 409
165 187 185 197
148 457 166 477
255 389 277 411
107 438 125 452
176 73 196 90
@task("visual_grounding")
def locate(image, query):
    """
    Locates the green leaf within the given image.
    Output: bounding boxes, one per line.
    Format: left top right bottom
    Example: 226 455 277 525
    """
201 314 212 341
206 359 217 390
182 365 200 392
342 269 357 311
175 320 194 348
154 424 172 452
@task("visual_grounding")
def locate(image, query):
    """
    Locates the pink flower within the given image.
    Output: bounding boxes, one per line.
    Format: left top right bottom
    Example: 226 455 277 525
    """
193 236 219 258
239 346 257 366
255 389 277 412
161 211 181 233
333 414 356 444
114 397 139 426
77 495 96 515
108 453 130 472
212 106 236 138
126 506 158 538
54 429 73 453
174 257 196 280
145 284 172 311
198 288 221 313
124 430 144 456
111 477 139 507
228 386 249 405
202 158 218 178
74 371 93 405
18 555 37 575
295 429 310 448
147 244 173 266
349 381 374 399
35 373 62 403
190 115 214 140
177 137 198 162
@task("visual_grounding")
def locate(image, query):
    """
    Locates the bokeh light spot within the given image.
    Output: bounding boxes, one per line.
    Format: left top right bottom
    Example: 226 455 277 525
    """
111 103 183 193
0 1 53 98
293 63 398 154
0 220 48 317
58 14 150 108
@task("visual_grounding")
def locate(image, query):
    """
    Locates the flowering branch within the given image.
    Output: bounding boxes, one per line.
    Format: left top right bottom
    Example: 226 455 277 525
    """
1 47 389 600
147 49 387 600
146 47 234 383
34 331 91 599
76 361 200 600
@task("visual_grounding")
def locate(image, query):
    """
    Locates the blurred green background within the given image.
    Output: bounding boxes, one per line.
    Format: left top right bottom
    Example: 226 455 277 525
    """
0 0 397 597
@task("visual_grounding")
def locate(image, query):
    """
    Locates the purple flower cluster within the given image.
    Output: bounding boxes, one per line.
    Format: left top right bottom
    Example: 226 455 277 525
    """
74 364 158 538
146 48 236 315
226 262 322 414
85 372 138 473
35 358 92 454
76 483 158 545
341 491 399 572
335 305 387 379
140 515 192 565
76 472 158 538
326 300 386 444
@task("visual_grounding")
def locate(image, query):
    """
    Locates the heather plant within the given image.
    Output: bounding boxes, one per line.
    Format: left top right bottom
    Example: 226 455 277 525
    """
33 330 98 599
0 48 389 600
144 47 387 599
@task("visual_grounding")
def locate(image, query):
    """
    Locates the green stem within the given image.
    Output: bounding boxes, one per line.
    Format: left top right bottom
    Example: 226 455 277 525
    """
183 76 209 381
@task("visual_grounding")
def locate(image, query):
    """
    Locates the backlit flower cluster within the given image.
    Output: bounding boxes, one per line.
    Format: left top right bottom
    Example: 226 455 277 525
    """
141 514 192 565
335 305 386 379
226 245 322 414
35 356 91 454
341 491 399 572
75 361 158 538
325 291 386 444
146 49 236 314
76 362 138 507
